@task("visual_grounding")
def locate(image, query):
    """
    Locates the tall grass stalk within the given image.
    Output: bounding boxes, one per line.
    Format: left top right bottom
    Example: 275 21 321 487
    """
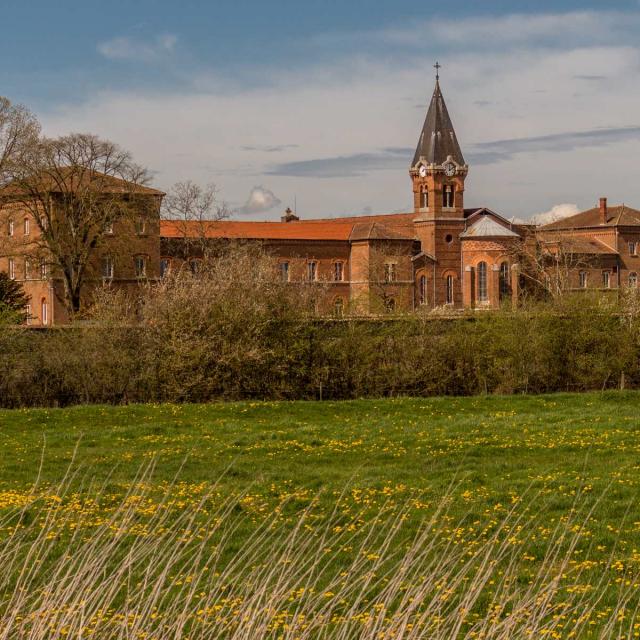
0 472 636 638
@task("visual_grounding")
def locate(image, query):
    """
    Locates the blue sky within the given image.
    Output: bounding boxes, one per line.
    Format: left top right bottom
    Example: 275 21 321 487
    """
3 1 640 220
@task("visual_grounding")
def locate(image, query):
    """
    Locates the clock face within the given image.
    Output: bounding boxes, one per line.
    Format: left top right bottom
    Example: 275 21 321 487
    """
443 161 456 177
419 165 427 178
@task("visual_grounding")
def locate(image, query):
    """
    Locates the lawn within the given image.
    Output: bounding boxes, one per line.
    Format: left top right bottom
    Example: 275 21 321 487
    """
1 392 640 638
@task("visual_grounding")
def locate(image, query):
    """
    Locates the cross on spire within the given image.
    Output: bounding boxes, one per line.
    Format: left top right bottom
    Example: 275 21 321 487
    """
434 61 442 80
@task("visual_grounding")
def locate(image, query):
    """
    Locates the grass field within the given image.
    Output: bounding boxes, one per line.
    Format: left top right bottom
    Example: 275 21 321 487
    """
2 392 640 638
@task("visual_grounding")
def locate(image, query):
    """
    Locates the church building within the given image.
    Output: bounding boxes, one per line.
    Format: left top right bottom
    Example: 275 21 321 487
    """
4 70 640 324
161 72 528 314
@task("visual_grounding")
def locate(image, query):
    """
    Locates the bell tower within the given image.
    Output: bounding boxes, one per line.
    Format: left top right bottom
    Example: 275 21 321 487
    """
411 64 469 307
410 65 468 220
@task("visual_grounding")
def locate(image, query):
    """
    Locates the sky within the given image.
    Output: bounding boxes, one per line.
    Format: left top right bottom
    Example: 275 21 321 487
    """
2 0 640 221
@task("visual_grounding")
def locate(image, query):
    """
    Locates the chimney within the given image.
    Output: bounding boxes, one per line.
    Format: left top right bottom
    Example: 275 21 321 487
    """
281 207 299 223
599 197 608 224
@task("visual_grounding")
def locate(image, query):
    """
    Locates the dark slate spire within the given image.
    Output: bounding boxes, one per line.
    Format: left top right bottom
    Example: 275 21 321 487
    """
412 78 465 168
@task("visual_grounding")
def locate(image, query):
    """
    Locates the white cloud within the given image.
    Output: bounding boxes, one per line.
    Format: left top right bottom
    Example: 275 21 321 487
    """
237 186 282 216
530 204 580 226
41 9 640 220
97 34 177 62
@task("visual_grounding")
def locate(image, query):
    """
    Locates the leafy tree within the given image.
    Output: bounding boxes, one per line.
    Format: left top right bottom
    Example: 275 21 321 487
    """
0 271 28 323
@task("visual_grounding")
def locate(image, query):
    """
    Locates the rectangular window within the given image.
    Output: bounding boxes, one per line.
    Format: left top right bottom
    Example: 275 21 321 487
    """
334 261 344 282
443 185 454 208
135 217 146 235
25 304 32 325
630 241 637 256
24 258 30 280
8 220 14 237
602 271 610 288
421 191 428 208
102 256 114 280
384 263 397 283
160 258 170 278
40 258 47 279
280 262 290 282
579 271 587 288
307 261 317 281
446 275 454 304
135 256 146 278
8 258 15 280
24 218 30 235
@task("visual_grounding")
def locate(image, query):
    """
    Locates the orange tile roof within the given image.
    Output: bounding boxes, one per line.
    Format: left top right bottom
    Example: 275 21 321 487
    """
540 205 640 230
541 236 618 255
161 219 357 241
161 211 418 242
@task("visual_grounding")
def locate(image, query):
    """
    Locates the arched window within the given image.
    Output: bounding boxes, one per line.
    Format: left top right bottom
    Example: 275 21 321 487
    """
629 272 638 288
334 297 344 317
24 218 30 236
579 271 587 288
333 261 344 282
385 298 396 313
477 262 488 302
446 274 454 305
499 262 510 298
421 190 428 208
41 298 48 325
419 275 427 305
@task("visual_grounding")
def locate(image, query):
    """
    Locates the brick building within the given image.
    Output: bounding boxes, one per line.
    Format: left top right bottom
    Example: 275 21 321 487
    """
161 75 530 314
0 174 162 325
3 76 639 324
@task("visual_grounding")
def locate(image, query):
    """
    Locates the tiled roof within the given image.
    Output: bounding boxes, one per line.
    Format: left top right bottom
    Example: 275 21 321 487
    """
540 205 640 230
0 168 164 197
161 219 357 241
161 211 418 242
461 216 520 238
541 236 618 255
350 221 416 241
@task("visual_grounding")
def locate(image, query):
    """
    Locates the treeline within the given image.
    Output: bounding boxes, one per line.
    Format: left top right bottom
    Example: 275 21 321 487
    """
1 247 639 408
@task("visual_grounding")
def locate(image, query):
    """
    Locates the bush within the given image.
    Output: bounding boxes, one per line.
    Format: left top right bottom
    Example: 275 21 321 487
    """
1 246 640 407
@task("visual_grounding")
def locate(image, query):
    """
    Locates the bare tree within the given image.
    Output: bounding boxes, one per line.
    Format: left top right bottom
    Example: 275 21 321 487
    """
161 181 229 261
1 133 156 316
0 97 40 182
510 233 598 300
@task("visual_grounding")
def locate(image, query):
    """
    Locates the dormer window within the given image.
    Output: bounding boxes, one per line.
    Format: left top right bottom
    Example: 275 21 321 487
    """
443 185 454 208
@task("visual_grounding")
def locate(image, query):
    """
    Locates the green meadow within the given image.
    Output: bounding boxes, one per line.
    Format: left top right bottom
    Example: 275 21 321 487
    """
2 392 640 638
